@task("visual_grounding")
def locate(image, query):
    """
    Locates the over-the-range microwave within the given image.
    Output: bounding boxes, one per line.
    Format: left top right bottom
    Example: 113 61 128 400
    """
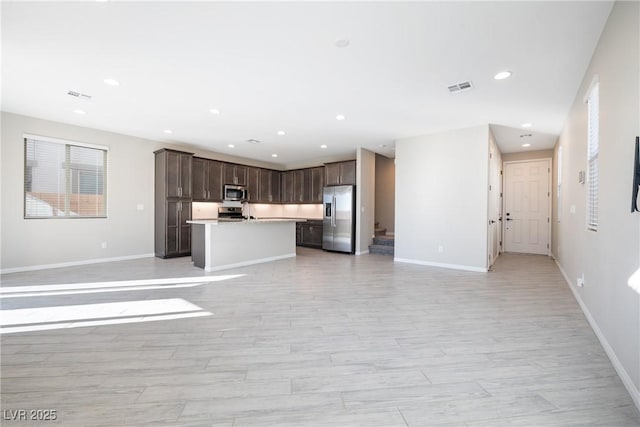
224 184 248 202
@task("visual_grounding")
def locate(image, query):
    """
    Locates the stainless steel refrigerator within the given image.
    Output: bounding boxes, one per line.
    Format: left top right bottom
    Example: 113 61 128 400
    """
323 185 356 253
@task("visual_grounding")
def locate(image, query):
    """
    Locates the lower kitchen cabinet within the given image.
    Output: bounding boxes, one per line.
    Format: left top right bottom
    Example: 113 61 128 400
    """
296 220 323 248
156 199 191 258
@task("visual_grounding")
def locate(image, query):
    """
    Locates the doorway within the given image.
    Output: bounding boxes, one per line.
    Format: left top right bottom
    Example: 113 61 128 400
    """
503 159 551 255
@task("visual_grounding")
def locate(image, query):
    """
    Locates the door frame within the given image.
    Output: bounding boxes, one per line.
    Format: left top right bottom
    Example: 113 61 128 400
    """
502 158 553 256
488 145 502 269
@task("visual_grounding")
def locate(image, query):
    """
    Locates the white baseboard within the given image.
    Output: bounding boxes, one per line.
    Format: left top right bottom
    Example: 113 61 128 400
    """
204 253 296 272
356 250 370 256
0 253 155 275
393 257 488 273
554 258 640 411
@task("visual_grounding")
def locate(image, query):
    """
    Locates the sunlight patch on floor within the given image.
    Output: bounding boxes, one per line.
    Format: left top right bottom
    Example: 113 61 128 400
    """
0 298 212 334
0 274 244 298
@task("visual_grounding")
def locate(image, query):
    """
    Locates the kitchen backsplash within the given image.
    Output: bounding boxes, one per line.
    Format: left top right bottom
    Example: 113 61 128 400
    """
192 202 322 220
192 202 220 219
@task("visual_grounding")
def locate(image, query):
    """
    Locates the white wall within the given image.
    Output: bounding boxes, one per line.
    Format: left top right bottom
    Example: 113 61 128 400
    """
395 125 490 271
0 112 279 272
356 148 376 255
552 1 639 407
375 154 395 234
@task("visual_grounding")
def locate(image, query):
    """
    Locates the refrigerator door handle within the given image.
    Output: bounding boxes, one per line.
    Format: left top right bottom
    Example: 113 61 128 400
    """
332 195 336 227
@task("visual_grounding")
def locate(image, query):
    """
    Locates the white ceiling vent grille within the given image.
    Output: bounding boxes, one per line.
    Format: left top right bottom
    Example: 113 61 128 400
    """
67 90 92 101
447 81 473 94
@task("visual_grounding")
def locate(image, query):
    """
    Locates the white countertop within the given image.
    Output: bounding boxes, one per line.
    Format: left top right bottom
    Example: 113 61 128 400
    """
187 218 305 225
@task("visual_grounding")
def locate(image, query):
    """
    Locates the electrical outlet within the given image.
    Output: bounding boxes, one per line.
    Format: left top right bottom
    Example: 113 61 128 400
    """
438 245 444 253
101 241 107 249
577 274 584 288
136 204 144 211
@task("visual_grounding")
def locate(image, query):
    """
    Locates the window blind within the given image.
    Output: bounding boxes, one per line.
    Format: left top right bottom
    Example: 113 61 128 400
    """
586 83 599 231
24 136 108 218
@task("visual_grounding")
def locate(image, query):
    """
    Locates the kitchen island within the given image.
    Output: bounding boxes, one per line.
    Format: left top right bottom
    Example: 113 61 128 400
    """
187 219 300 272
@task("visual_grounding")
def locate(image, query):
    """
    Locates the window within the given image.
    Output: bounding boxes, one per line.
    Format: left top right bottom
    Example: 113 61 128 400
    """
24 135 108 218
586 80 599 231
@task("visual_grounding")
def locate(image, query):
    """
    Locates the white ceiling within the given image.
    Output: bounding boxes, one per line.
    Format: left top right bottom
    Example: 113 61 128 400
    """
2 1 612 168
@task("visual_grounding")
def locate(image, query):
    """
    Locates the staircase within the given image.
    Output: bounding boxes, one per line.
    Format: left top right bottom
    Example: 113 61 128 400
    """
369 234 395 256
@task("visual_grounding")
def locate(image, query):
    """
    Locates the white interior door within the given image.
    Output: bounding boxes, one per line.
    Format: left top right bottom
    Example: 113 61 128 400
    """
504 160 550 255
488 146 503 267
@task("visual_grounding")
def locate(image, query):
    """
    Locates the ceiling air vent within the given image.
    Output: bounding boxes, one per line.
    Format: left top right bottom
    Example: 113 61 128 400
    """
67 90 92 101
447 81 473 94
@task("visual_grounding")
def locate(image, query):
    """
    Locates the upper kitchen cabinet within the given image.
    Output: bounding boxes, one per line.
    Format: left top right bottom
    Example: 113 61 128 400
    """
281 170 295 203
156 149 193 198
293 169 308 203
281 167 323 203
310 167 324 202
192 157 223 202
259 169 281 203
223 163 248 186
325 160 356 186
247 167 260 202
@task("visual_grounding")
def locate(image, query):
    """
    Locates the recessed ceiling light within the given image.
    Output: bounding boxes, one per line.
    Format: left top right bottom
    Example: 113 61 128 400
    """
320 144 327 149
522 143 531 147
271 154 278 158
277 130 285 136
335 39 350 48
494 71 512 80
73 109 86 115
163 129 172 134
521 122 532 128
103 78 119 86
336 114 345 121
210 109 220 115
227 144 235 148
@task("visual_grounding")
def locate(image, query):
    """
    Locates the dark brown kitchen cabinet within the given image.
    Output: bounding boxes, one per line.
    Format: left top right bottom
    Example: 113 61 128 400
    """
160 149 192 198
165 200 192 256
259 169 281 203
155 149 193 258
192 157 223 202
281 171 295 203
247 167 260 202
296 220 323 248
223 163 248 186
281 168 323 203
293 169 307 203
310 167 324 202
325 160 356 186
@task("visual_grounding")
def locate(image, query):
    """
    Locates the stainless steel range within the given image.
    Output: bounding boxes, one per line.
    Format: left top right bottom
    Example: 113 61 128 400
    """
217 206 245 222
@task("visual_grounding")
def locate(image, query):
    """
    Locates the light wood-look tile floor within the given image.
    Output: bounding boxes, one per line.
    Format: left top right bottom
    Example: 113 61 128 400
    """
1 249 639 426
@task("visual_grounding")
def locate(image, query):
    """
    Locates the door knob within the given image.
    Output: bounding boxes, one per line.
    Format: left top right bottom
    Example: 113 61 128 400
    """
506 218 513 221
490 220 496 224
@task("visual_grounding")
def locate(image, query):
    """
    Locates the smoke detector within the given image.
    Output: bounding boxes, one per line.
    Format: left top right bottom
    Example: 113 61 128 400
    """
447 81 473 94
246 139 261 144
